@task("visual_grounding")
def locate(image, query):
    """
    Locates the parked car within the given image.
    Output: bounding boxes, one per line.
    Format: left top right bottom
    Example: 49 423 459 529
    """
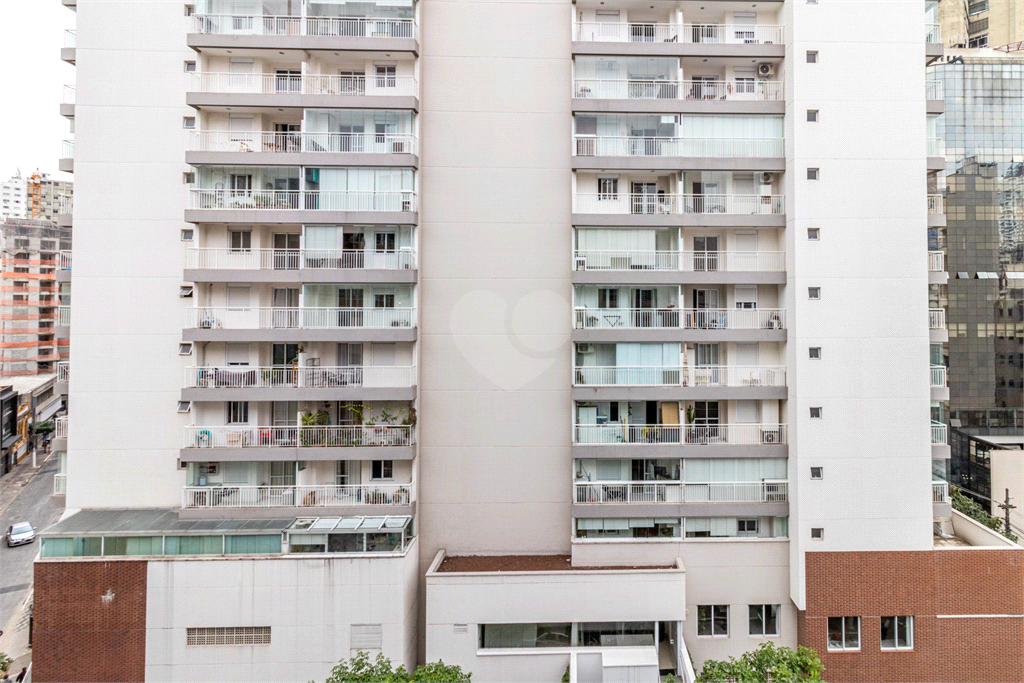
6 522 35 547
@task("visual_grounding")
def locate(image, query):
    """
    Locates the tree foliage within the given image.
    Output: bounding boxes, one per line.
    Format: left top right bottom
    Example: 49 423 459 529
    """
321 651 471 683
0 651 12 673
696 643 824 683
950 485 1018 542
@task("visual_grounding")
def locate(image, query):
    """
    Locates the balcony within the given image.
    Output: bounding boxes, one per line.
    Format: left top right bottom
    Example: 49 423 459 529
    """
186 73 418 109
573 22 784 45
59 140 73 173
185 248 416 278
187 130 417 159
574 249 785 274
61 85 75 119
926 23 941 44
183 483 414 510
573 194 784 219
54 416 68 451
191 14 415 38
183 424 413 450
53 474 66 496
575 307 785 330
574 423 786 445
183 365 416 401
186 189 417 223
928 194 943 214
574 480 787 504
928 250 947 285
575 365 785 387
573 78 783 101
933 481 948 503
574 136 784 159
61 30 75 64
185 306 414 330
58 305 70 327
926 81 944 100
58 362 69 383
929 308 945 329
931 421 947 445
931 365 947 387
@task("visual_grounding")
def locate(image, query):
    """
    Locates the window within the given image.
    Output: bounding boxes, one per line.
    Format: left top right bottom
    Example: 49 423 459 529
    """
227 401 249 424
968 34 988 47
184 4 195 16
177 401 192 413
737 518 759 536
810 467 823 479
374 293 395 308
230 231 251 252
880 616 913 650
183 117 196 129
811 527 824 539
807 168 819 180
578 622 655 647
749 605 780 636
806 51 818 63
371 460 394 480
807 228 820 240
179 342 193 355
375 64 397 88
183 61 196 73
810 407 822 419
598 177 618 200
808 287 821 300
827 617 860 650
969 0 989 13
598 288 618 309
809 347 821 360
807 110 818 122
479 623 572 649
183 172 195 184
186 627 270 646
697 605 729 637
181 229 194 241
179 286 194 298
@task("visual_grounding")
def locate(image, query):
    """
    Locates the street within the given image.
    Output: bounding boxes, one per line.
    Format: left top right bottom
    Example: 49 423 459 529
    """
0 452 64 632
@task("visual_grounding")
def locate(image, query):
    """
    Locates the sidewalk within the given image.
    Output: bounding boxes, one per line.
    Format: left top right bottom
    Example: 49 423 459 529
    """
0 591 32 683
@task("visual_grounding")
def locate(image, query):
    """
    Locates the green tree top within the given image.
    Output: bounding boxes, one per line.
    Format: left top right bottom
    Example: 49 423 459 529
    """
320 651 471 683
697 643 824 683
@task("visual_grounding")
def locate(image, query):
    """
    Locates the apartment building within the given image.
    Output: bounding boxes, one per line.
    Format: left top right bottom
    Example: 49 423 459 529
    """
0 219 71 377
0 172 74 223
0 174 28 220
938 0 1023 48
928 48 1024 531
32 2 1024 683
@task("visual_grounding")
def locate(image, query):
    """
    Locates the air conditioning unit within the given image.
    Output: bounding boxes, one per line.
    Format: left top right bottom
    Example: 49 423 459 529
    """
761 172 773 184
758 63 774 78
578 344 595 354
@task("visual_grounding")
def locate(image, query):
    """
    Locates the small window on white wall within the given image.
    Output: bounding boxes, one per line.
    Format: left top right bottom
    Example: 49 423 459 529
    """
807 110 818 122
808 287 821 300
810 407 822 419
810 467 823 479
809 347 821 360
807 228 820 240
807 168 820 180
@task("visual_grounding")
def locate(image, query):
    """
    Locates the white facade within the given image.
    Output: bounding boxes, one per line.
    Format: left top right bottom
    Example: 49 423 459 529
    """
58 0 941 679
1 176 27 220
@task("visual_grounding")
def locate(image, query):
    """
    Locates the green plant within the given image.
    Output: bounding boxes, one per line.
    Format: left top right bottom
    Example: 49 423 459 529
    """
0 651 12 674
33 420 55 436
696 643 824 683
951 485 1018 542
300 410 330 446
685 405 696 424
561 664 570 683
320 651 471 683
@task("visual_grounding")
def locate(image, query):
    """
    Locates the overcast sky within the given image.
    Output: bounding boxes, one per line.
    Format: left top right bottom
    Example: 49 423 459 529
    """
0 2 76 182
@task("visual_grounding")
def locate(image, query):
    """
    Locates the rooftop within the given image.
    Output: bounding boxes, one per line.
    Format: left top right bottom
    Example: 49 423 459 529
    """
7 374 56 396
436 555 675 573
42 508 294 537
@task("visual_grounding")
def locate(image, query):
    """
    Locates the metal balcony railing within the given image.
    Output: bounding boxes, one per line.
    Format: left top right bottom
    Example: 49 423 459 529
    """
573 79 783 101
573 22 784 44
574 423 787 445
574 250 785 271
574 365 786 387
574 307 785 330
187 189 416 212
191 14 416 39
182 483 414 508
575 136 784 158
183 425 414 449
187 130 416 155
186 248 416 270
185 365 415 389
185 307 415 330
575 480 787 503
573 193 784 215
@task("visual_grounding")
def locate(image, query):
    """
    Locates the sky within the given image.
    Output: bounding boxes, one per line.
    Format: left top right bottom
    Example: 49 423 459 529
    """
0 2 76 182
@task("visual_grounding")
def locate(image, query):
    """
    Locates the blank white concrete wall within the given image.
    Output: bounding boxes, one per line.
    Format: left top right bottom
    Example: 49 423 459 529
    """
785 0 935 609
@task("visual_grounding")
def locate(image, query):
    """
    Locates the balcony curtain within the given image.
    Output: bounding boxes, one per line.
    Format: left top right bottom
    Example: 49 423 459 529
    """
304 226 340 251
678 114 783 139
576 228 657 252
225 534 282 554
684 458 786 482
685 517 734 537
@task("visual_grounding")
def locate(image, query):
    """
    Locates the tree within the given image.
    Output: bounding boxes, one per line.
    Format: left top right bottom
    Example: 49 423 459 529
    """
320 651 471 683
696 643 824 683
950 485 1018 542
0 651 12 675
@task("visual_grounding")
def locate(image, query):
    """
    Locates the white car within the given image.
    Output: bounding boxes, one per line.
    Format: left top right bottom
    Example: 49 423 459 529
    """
6 522 35 547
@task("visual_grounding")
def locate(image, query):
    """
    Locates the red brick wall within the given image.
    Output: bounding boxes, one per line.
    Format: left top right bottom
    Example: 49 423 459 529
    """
800 549 1024 683
33 560 148 683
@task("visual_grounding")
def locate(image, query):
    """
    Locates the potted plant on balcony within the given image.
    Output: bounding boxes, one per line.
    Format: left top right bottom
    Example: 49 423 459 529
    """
394 486 410 505
300 409 329 446
684 404 697 444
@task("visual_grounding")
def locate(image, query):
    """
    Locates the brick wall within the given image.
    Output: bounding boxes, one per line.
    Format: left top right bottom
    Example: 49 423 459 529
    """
800 549 1024 683
33 560 147 683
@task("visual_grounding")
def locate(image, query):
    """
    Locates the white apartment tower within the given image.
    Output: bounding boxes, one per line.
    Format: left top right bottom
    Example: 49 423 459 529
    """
35 2 1024 683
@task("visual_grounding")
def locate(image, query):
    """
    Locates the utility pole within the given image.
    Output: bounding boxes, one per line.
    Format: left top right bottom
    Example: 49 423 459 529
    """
997 488 1016 537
